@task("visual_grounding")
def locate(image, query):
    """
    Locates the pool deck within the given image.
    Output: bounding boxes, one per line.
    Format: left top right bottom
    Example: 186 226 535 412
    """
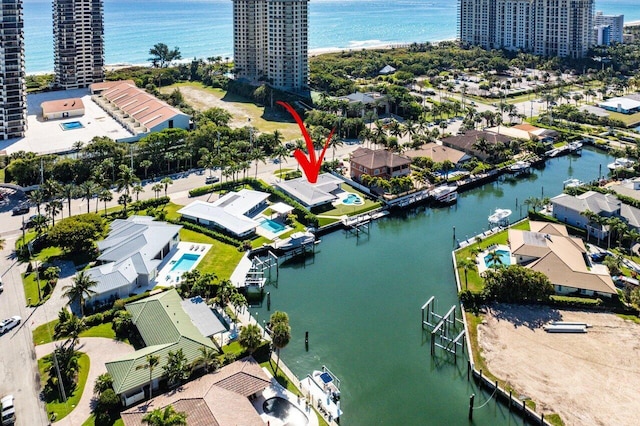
253 373 320 426
154 241 212 287
254 215 291 240
476 244 513 274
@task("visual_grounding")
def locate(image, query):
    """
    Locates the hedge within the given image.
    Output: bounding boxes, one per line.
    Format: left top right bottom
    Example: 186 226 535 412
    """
130 196 170 210
173 219 244 247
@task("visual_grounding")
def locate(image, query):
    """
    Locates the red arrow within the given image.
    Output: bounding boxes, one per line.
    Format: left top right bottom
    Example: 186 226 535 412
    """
277 101 335 184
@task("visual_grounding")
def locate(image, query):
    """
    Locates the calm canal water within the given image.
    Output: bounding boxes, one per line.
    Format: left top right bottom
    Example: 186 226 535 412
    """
253 147 612 425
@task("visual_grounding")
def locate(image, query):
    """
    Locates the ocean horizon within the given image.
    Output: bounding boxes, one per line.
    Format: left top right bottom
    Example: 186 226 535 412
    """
23 0 640 74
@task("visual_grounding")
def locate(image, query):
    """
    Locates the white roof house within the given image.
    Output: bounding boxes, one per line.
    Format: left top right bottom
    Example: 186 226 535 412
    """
599 97 640 114
275 173 344 208
177 189 270 238
86 216 181 306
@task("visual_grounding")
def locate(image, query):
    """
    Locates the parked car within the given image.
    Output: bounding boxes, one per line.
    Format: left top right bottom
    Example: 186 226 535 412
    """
0 278 3 293
590 252 609 262
11 204 29 216
0 316 21 334
205 176 220 184
1 394 15 425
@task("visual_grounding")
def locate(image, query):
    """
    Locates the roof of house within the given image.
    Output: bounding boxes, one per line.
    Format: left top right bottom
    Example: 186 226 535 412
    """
338 91 386 105
177 192 267 237
512 123 557 138
89 80 136 93
485 125 534 141
379 65 396 75
41 98 85 114
120 357 269 426
551 191 620 216
441 130 512 159
509 222 616 295
106 289 216 395
599 97 640 111
96 81 189 130
404 143 469 164
275 173 342 207
87 216 181 296
350 147 411 170
180 296 227 337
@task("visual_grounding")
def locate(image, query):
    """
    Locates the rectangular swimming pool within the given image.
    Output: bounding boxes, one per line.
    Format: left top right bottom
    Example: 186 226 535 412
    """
170 253 200 273
259 217 286 233
60 121 84 131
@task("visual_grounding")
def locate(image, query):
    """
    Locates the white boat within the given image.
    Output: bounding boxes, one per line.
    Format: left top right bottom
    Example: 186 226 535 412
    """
508 160 531 173
271 231 315 252
430 185 458 204
607 157 634 170
568 141 583 152
488 208 512 225
300 366 342 422
563 178 584 188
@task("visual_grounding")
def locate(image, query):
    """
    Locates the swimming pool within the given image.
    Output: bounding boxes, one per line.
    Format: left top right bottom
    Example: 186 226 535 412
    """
263 397 309 426
342 193 364 205
60 121 84 131
483 249 511 268
259 217 286 233
170 253 200 273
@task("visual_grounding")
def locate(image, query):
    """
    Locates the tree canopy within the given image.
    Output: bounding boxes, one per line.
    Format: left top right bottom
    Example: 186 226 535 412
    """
482 265 554 303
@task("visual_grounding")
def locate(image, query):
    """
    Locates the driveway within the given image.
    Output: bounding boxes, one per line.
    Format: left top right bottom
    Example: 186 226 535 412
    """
35 337 135 425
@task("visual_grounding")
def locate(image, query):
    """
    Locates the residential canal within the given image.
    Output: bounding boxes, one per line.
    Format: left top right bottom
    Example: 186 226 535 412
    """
253 147 613 425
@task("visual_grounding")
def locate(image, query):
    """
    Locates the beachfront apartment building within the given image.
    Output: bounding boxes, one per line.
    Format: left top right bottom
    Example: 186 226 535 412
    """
458 0 595 58
594 11 623 45
232 0 308 92
53 0 105 89
0 0 27 140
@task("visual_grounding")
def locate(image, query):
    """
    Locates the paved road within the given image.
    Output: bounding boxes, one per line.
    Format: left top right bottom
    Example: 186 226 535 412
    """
0 235 50 426
35 337 134 426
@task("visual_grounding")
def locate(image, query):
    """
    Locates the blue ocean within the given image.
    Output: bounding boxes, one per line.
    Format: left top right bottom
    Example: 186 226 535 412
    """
23 0 640 73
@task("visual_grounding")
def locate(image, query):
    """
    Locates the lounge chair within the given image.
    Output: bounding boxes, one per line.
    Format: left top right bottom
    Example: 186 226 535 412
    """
200 245 205 252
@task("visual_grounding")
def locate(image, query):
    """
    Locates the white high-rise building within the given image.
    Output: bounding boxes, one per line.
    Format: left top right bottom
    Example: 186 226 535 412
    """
0 0 27 140
53 0 104 89
458 0 595 58
594 11 623 45
232 0 308 92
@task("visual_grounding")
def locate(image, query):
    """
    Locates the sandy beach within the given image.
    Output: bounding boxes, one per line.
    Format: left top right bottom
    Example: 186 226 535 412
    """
478 304 640 426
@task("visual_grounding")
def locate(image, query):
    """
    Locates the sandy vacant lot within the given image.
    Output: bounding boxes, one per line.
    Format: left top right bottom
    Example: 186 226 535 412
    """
478 304 640 426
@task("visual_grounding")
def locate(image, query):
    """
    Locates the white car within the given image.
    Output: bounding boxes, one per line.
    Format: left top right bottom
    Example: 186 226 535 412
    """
1 395 15 425
0 316 20 334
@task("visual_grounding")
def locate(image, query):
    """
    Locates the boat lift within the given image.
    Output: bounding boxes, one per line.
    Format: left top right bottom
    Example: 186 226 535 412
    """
421 296 466 362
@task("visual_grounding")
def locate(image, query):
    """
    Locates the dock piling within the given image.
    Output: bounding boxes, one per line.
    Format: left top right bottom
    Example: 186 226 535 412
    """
468 394 475 420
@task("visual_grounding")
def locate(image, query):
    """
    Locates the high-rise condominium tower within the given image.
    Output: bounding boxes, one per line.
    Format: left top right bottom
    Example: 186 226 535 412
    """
0 0 27 140
594 11 623 45
232 0 308 92
53 0 104 89
459 0 595 58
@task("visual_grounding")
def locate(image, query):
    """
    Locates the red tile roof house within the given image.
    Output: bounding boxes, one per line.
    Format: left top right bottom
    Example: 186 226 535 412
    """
349 147 411 181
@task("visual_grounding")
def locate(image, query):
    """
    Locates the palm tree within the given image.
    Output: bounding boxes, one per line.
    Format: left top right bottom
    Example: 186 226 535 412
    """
136 354 160 398
269 311 291 375
457 257 476 290
93 373 113 396
161 177 173 197
140 159 153 179
163 349 189 388
192 346 220 374
148 43 182 69
238 323 262 354
27 189 45 216
272 144 289 180
152 183 164 199
116 165 140 215
45 199 62 226
132 184 145 202
79 181 97 214
486 250 504 270
62 270 97 317
142 405 187 426
60 183 78 218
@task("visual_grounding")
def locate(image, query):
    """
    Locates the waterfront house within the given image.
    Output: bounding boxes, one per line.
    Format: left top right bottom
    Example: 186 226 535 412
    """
349 147 411 181
441 130 512 162
336 91 390 117
404 143 471 166
276 173 343 208
105 289 219 407
85 216 181 306
508 222 616 297
120 356 269 425
598 97 640 114
550 191 640 241
177 189 269 238
485 124 557 143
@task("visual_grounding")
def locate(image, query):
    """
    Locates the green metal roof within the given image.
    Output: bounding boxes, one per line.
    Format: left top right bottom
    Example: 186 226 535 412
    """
106 289 216 395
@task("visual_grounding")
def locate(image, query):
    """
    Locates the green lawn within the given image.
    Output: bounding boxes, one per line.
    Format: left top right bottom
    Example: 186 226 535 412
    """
33 320 117 346
312 184 381 218
39 352 90 422
160 82 302 140
180 228 244 280
23 271 51 307
81 415 124 426
607 111 640 127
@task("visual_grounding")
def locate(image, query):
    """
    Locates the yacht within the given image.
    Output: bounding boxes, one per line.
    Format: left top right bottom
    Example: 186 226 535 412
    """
607 158 634 170
300 366 343 422
488 208 512 225
271 231 315 252
563 178 584 189
430 185 458 204
508 160 531 174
